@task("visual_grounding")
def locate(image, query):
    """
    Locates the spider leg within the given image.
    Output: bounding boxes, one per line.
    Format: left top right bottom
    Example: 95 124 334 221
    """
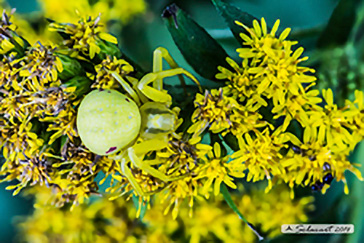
128 147 171 181
120 158 145 196
132 137 169 155
128 146 188 182
153 47 184 91
109 71 141 106
138 68 201 103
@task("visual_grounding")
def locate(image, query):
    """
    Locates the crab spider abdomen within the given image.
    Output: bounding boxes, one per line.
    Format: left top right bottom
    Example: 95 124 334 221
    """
77 89 141 155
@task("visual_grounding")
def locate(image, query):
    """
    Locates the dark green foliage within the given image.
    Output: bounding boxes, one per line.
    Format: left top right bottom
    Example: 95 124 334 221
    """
162 4 229 81
212 0 258 43
317 0 361 48
223 133 239 151
62 76 92 98
57 54 84 80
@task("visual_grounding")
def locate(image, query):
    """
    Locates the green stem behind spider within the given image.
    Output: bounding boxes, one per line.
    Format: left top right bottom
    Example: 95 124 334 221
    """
220 184 264 241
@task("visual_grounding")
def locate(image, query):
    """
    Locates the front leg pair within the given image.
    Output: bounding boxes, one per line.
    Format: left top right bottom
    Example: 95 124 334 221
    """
120 139 186 196
138 47 201 104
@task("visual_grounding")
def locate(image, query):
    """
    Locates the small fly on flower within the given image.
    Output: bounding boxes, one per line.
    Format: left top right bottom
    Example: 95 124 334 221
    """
311 162 334 191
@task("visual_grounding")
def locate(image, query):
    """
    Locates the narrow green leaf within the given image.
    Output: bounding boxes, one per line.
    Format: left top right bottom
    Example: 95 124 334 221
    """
317 0 361 48
212 0 258 42
223 132 240 151
346 141 364 243
221 184 264 241
132 195 148 221
162 4 229 81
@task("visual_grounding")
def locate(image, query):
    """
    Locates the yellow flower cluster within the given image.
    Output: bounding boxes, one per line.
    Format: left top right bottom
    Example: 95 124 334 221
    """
0 0 146 45
190 18 363 196
0 10 362 234
49 15 117 59
0 13 122 208
18 185 314 243
0 12 247 220
38 0 146 24
18 187 141 243
93 56 134 89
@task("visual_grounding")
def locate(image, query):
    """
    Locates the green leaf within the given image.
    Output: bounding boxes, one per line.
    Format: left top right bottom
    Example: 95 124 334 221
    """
317 0 361 48
57 54 84 80
132 195 148 221
62 76 92 98
212 0 258 42
221 184 264 241
223 132 239 151
162 4 229 81
346 141 364 243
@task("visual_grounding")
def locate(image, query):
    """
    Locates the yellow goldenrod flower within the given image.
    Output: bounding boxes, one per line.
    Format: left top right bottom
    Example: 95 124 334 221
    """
307 89 354 150
199 142 243 196
345 90 364 143
157 135 211 177
281 125 363 195
216 18 318 132
49 15 117 59
15 43 63 91
93 55 134 89
231 128 290 191
38 0 146 25
216 57 264 102
188 88 239 136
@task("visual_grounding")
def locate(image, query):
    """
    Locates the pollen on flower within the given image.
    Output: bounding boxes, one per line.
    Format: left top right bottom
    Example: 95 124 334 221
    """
188 88 238 136
49 15 117 59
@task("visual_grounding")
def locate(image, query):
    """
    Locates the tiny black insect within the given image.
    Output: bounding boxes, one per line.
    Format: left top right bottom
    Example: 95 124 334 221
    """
311 181 324 191
292 145 302 154
323 173 334 184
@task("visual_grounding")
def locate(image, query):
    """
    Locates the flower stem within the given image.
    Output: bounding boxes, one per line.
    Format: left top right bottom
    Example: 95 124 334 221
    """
220 184 264 241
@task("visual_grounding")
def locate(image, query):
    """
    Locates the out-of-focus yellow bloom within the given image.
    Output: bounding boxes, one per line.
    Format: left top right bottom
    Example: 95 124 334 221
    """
238 186 315 238
38 0 146 24
345 90 364 143
1 0 146 44
144 185 314 243
18 190 141 243
19 185 314 243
